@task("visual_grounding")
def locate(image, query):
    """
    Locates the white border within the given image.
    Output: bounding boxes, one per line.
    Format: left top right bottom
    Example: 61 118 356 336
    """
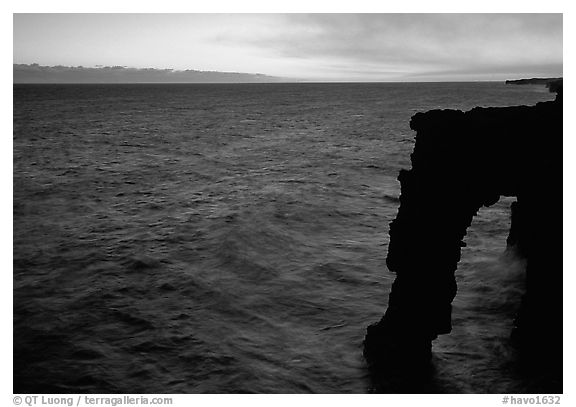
4 2 573 404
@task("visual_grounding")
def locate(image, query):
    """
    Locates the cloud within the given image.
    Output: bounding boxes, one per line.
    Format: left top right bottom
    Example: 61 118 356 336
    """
13 14 563 81
214 14 563 80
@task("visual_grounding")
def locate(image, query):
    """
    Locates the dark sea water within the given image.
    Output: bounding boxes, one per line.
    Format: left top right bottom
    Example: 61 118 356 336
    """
13 82 556 393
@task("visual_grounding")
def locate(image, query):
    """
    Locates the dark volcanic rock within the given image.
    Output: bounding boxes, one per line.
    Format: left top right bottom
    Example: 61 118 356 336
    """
365 89 562 376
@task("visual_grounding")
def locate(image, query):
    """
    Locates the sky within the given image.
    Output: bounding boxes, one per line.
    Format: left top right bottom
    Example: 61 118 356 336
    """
13 13 563 82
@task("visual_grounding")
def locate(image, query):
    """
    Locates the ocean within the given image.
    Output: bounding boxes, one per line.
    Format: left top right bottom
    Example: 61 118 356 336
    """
13 82 557 393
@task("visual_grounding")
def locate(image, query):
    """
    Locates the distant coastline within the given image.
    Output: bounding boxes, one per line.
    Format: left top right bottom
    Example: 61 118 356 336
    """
13 63 286 84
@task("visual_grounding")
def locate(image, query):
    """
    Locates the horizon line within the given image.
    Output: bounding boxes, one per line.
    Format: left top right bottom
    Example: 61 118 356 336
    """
13 63 562 85
13 79 560 85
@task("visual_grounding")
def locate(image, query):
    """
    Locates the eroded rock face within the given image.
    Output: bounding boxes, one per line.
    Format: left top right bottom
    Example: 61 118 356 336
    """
365 86 562 365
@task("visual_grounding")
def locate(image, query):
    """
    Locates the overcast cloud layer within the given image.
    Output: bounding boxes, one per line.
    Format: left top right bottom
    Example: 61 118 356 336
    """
13 14 562 81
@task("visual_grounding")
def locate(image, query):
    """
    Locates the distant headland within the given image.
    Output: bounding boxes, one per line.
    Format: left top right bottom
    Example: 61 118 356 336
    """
13 64 286 84
505 77 562 85
505 77 563 93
